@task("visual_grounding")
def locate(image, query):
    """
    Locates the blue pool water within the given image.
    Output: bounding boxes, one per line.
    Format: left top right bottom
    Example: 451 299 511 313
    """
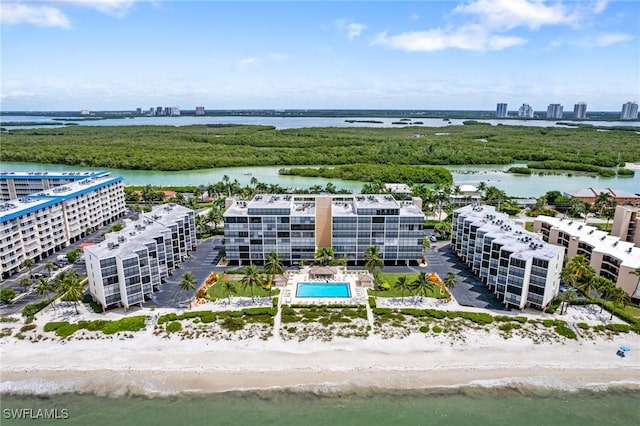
296 282 351 298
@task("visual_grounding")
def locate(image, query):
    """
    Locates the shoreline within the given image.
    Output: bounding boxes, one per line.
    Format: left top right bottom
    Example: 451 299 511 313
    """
2 334 639 396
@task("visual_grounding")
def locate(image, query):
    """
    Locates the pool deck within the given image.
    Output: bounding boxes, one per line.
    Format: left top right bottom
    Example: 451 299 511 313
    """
278 266 374 306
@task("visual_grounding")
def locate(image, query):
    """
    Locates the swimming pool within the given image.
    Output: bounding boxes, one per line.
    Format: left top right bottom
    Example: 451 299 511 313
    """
296 282 351 298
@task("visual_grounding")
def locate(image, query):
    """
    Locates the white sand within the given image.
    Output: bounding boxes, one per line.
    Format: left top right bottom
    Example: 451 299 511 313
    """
1 300 639 395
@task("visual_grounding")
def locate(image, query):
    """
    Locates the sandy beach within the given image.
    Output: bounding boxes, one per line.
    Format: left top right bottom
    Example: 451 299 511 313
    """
2 317 639 396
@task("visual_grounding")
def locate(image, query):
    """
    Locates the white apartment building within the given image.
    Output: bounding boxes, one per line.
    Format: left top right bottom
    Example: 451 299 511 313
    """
85 204 196 310
518 103 534 118
452 205 564 310
224 194 425 265
496 103 508 118
0 174 126 278
534 216 640 300
1 170 110 200
546 103 563 119
573 102 587 120
620 102 639 120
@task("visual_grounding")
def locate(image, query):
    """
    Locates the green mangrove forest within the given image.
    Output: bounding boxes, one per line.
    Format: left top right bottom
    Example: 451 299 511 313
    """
1 123 638 172
279 164 453 185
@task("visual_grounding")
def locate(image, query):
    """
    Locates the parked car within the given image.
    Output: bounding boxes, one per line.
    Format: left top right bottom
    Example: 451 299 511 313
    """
430 236 437 242
30 273 45 279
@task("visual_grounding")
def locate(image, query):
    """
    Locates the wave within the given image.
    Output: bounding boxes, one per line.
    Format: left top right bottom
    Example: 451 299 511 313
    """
2 375 639 399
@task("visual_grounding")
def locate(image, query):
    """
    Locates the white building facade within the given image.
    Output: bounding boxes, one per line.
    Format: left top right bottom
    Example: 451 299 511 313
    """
85 204 196 310
518 103 534 118
573 102 587 120
620 102 639 120
546 103 563 119
0 174 126 278
452 205 564 310
224 194 425 265
533 216 640 300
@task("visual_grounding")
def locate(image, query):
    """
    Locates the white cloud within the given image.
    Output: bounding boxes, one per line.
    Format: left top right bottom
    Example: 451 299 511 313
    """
335 19 366 40
373 26 527 52
593 32 633 47
592 0 609 15
0 3 71 28
58 0 136 17
454 0 578 30
238 57 259 68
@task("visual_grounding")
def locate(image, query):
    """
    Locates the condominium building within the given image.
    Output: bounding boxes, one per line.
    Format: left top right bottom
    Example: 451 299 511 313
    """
452 205 564 310
573 102 587 120
0 174 126 278
533 216 640 299
224 194 425 265
611 205 640 247
195 106 205 115
171 106 181 116
496 103 508 118
620 102 639 120
518 103 534 118
565 188 640 207
0 170 110 201
546 103 563 119
85 204 196 310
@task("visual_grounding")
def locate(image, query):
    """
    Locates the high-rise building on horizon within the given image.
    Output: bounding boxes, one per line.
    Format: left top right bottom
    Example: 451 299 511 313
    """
621 102 639 120
518 103 534 118
546 104 563 119
195 106 205 115
171 106 180 116
573 102 587 120
495 103 508 118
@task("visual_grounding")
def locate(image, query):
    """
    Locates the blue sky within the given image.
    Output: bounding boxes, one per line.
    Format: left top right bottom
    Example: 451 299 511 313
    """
1 0 638 111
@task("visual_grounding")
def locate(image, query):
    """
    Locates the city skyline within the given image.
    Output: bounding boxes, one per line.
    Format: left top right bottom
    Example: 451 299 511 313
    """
1 0 638 111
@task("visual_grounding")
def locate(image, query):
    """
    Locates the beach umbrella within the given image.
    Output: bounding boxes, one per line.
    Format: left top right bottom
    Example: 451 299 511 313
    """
619 345 631 352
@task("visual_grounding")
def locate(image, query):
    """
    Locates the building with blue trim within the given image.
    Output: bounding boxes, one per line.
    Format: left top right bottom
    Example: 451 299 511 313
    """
0 173 126 278
1 170 110 200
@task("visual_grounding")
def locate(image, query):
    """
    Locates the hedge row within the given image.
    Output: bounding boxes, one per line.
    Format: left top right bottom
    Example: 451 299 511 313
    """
157 308 276 325
373 307 494 325
43 316 146 338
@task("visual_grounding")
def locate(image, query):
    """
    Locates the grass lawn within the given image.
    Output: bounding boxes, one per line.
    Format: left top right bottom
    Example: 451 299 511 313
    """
205 280 279 299
624 304 640 319
370 273 449 299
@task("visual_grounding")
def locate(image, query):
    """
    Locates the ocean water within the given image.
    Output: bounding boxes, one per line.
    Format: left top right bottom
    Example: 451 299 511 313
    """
2 386 639 426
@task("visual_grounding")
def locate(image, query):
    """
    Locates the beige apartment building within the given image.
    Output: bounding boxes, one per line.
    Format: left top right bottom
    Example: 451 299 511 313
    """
611 205 640 247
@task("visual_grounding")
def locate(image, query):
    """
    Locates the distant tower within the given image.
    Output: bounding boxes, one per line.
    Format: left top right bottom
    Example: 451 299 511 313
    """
171 106 180 116
573 102 587 120
518 103 534 118
496 103 508 118
156 106 163 116
546 104 563 119
621 102 639 120
195 106 205 115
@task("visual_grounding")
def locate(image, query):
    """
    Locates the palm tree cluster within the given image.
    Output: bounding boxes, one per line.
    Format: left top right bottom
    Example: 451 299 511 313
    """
34 270 85 314
561 255 631 318
392 271 457 304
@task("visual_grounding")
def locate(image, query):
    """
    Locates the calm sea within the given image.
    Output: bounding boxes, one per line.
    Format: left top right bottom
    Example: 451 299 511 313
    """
2 386 639 426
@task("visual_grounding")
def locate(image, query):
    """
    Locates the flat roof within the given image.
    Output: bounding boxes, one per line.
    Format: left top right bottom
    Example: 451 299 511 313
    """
537 216 640 268
0 171 109 180
457 204 564 261
1 174 122 223
353 194 399 210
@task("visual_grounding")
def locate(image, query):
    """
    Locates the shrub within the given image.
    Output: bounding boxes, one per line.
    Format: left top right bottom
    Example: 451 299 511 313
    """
0 316 19 323
373 308 393 316
243 307 276 316
545 298 562 314
158 313 178 325
419 325 429 333
368 297 377 309
605 324 631 333
102 316 146 335
166 321 182 333
0 288 16 304
44 322 68 332
554 322 577 339
576 322 589 330
432 326 443 333
56 323 80 338
515 316 528 324
400 308 430 317
20 324 37 333
453 311 493 325
89 300 103 313
21 300 50 318
281 305 295 316
220 317 245 332
272 297 279 308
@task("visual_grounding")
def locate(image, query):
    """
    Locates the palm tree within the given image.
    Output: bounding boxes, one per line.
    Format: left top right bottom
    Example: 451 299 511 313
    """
35 277 51 301
22 258 34 276
363 246 383 274
393 276 412 304
577 277 598 301
58 272 83 314
606 287 630 320
314 247 335 266
44 262 55 278
561 289 577 315
206 206 223 231
223 280 236 304
179 272 197 308
594 192 612 216
411 273 433 303
593 276 615 313
241 265 263 302
19 276 31 288
264 251 285 276
444 271 457 292
561 255 595 288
